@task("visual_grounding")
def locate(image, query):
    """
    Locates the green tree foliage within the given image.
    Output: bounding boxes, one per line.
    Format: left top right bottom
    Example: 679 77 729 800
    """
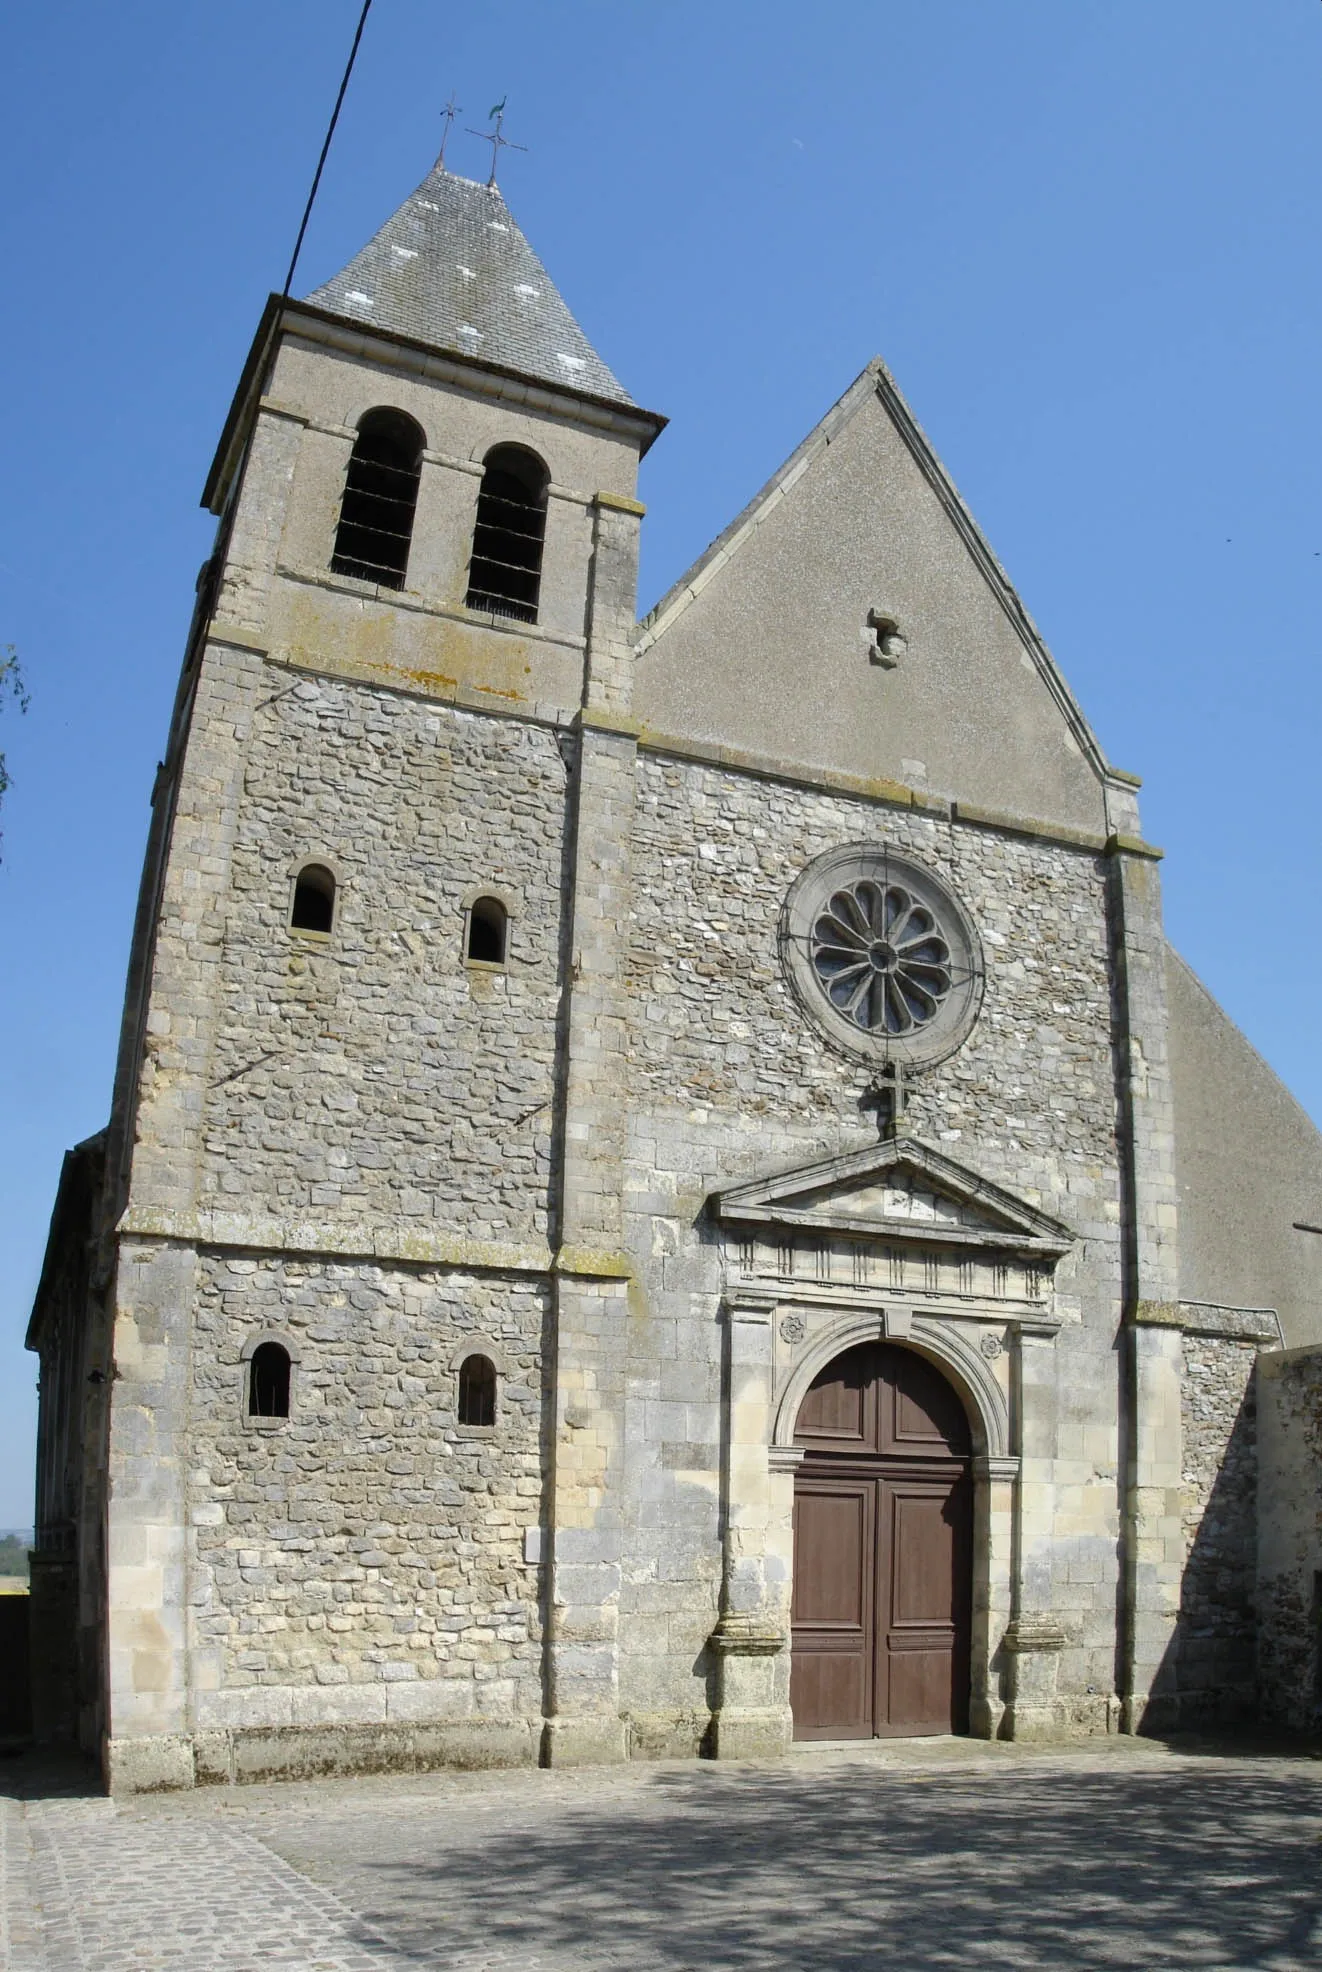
1 645 29 858
0 1535 30 1581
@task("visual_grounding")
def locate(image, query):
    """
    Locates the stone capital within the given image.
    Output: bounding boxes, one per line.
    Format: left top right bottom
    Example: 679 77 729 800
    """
708 1613 787 1658
1002 1617 1068 1655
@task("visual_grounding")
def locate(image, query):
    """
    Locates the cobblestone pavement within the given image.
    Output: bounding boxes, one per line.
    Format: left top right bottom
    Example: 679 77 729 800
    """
4 1738 1322 1971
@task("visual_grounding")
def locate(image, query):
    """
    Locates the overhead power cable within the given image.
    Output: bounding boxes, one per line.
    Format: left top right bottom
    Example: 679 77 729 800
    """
282 0 374 297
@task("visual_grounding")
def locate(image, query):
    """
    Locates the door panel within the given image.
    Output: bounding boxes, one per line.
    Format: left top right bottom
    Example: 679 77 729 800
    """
790 1479 874 1738
877 1475 971 1736
884 1348 973 1457
885 1641 962 1737
795 1348 872 1448
890 1486 958 1625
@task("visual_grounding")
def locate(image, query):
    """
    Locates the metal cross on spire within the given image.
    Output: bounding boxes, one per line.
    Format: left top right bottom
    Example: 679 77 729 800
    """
436 90 462 168
467 98 527 188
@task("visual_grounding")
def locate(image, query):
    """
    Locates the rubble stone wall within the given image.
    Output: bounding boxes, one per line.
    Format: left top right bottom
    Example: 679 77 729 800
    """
617 749 1128 1732
202 682 567 1245
187 1253 547 1732
1175 1328 1259 1722
1257 1345 1322 1733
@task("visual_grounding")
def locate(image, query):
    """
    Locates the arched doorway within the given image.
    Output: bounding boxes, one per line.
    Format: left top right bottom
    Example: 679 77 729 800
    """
791 1341 973 1740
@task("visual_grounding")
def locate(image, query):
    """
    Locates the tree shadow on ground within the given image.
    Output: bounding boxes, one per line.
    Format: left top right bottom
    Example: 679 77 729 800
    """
306 1762 1322 1972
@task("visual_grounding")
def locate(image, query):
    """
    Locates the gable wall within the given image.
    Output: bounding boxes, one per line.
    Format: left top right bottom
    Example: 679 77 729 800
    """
636 383 1108 834
1167 948 1322 1345
614 748 1128 1733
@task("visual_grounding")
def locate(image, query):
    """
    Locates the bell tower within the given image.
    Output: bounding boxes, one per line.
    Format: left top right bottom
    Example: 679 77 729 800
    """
83 158 667 1789
202 160 665 720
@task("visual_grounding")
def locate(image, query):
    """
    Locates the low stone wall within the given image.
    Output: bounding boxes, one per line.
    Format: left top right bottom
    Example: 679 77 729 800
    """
1138 1301 1280 1728
1257 1345 1322 1734
1176 1324 1262 1723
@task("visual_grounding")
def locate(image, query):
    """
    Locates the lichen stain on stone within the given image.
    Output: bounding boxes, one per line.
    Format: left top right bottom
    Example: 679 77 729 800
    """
281 589 532 704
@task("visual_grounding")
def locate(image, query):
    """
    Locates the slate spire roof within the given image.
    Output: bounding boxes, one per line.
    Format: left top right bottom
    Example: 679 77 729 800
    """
305 165 635 408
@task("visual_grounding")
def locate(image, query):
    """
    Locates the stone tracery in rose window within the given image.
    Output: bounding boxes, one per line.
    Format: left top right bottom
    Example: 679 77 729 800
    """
810 877 954 1036
780 845 984 1069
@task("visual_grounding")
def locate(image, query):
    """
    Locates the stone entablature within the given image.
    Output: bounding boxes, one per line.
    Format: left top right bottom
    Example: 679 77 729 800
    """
725 1241 1055 1317
713 1135 1074 1323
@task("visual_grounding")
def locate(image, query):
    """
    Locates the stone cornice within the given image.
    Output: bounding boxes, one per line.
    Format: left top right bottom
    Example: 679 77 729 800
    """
1002 1618 1068 1654
708 1614 787 1657
628 724 1162 861
1134 1299 1283 1345
726 1277 1064 1334
712 1136 1076 1260
204 294 665 515
115 1207 632 1283
1104 832 1165 862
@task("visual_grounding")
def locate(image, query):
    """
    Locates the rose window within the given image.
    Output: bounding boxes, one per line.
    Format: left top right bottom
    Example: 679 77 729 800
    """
781 845 983 1068
810 879 953 1034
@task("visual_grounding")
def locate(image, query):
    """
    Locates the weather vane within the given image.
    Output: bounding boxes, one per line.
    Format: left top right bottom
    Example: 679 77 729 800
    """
437 90 462 169
467 98 528 188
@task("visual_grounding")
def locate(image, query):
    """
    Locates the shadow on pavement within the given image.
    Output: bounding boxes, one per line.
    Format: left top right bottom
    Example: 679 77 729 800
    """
315 1761 1322 1971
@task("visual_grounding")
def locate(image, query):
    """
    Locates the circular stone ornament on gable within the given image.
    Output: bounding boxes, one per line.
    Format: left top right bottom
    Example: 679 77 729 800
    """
780 843 984 1069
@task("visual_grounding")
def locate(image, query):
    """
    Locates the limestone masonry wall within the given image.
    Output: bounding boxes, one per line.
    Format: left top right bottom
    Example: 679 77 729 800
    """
1257 1345 1322 1731
628 754 1116 1178
618 753 1128 1722
1176 1332 1258 1722
189 1255 546 1726
203 680 566 1243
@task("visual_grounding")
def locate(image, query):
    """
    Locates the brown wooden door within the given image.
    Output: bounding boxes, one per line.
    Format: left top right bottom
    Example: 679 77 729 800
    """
791 1342 972 1740
790 1476 875 1737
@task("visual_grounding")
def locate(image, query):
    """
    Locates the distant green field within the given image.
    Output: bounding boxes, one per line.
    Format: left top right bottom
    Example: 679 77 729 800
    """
0 1535 30 1581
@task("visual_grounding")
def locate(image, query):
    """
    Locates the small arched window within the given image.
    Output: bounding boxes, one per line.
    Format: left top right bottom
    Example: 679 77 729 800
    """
290 864 336 934
466 445 549 623
458 1354 497 1428
465 896 507 966
331 408 424 589
249 1342 291 1419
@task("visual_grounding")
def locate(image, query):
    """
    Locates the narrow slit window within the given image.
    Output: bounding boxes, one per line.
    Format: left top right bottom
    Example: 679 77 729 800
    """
249 1343 291 1419
331 408 424 589
465 445 549 623
466 897 507 966
291 864 336 934
458 1354 497 1428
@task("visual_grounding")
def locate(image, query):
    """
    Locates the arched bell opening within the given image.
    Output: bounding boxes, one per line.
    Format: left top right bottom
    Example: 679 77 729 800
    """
788 1338 975 1742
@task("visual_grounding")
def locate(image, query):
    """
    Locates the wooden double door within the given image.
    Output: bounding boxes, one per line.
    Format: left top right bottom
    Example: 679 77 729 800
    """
791 1341 973 1740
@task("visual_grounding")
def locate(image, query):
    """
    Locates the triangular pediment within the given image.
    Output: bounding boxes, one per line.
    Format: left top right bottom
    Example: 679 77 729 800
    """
634 360 1130 835
710 1136 1073 1258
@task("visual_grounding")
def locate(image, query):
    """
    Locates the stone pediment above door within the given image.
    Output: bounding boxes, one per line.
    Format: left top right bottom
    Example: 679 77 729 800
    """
711 1137 1074 1259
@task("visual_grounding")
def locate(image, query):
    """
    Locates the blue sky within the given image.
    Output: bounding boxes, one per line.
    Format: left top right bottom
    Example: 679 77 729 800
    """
2 1 1320 1527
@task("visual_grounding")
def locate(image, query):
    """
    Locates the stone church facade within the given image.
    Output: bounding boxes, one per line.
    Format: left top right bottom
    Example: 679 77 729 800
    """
27 160 1322 1791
